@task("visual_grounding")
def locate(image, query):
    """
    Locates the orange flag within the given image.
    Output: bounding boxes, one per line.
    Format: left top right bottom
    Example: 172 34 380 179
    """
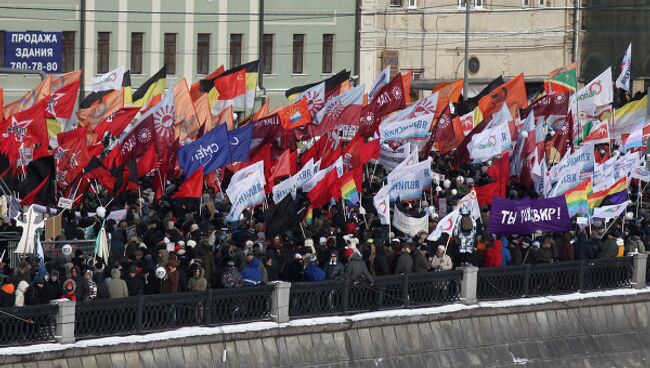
478 73 528 118
193 94 212 129
190 65 225 101
49 70 82 93
77 89 124 128
402 71 413 105
4 75 51 118
434 80 464 115
209 106 235 132
173 78 200 142
279 98 311 130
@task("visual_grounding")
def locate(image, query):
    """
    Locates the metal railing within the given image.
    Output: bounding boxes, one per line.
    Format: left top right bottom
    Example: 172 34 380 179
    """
8 239 99 268
477 257 634 300
0 304 57 346
74 285 273 339
289 270 463 317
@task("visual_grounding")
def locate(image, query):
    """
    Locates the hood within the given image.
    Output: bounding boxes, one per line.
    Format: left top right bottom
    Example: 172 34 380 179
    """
111 268 122 280
1 283 14 295
63 279 76 293
248 257 261 268
493 240 503 250
17 280 29 293
193 267 205 278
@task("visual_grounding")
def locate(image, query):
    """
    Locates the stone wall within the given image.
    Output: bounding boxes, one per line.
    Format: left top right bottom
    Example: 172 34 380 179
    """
3 291 650 368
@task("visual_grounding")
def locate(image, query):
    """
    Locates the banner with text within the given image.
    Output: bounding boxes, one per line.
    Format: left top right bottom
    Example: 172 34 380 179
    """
488 196 571 234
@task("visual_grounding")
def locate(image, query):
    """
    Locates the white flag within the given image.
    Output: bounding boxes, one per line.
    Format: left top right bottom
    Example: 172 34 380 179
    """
368 66 391 102
455 189 481 221
272 176 297 204
574 67 613 113
428 210 459 241
468 122 513 163
373 185 391 225
92 65 126 92
616 44 632 92
230 160 265 187
592 201 630 221
382 92 439 124
226 172 266 222
297 82 325 117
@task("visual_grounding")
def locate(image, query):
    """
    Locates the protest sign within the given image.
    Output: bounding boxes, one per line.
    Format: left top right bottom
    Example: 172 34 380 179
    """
488 196 571 234
393 206 428 237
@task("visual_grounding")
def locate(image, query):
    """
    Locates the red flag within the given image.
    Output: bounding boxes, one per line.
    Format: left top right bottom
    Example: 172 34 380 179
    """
433 106 463 154
478 73 528 118
92 107 140 143
204 169 223 193
320 143 342 169
268 149 297 185
280 98 312 130
20 175 51 206
214 69 246 101
475 152 510 206
57 126 88 147
46 80 80 119
173 166 204 199
2 98 49 148
308 169 339 208
120 116 155 162
136 145 159 177
358 74 405 137
55 134 91 188
546 115 573 164
302 136 331 166
357 139 380 166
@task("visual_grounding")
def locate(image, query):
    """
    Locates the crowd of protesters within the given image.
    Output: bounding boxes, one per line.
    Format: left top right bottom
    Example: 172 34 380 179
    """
0 147 647 309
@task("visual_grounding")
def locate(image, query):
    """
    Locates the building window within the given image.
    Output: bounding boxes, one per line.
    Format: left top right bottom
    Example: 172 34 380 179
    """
261 34 274 74
131 32 143 74
293 34 305 74
230 34 242 68
97 32 110 73
458 0 482 7
164 33 177 75
523 0 530 5
61 32 75 72
539 0 546 6
389 0 402 6
407 0 417 8
197 33 210 74
322 34 334 74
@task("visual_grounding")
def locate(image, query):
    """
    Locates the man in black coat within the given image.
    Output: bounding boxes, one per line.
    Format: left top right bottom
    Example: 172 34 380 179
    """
43 270 63 302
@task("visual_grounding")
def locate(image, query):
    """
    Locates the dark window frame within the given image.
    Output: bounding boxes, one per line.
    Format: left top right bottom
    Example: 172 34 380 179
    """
230 33 243 69
322 34 334 74
261 34 273 74
97 32 111 74
292 34 305 74
130 32 144 74
197 33 210 74
164 33 177 75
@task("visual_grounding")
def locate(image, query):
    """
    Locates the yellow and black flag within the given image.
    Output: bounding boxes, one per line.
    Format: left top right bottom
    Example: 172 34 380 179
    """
132 65 167 108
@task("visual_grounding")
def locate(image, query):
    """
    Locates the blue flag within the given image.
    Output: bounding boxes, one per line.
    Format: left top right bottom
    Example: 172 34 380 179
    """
228 124 253 163
178 124 230 176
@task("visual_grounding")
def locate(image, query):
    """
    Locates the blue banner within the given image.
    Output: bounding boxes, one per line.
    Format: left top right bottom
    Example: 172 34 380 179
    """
5 32 63 73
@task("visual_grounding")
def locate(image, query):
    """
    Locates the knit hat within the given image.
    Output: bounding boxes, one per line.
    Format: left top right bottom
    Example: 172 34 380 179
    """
308 254 318 262
294 253 303 260
129 266 137 274
190 223 199 232
34 276 45 284
187 240 197 248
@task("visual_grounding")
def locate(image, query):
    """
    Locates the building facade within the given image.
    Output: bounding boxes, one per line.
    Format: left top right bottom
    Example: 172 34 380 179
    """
359 0 577 94
0 0 357 107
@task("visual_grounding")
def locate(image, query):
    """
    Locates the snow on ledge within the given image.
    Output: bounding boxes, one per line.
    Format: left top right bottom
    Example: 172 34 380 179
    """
2 287 649 356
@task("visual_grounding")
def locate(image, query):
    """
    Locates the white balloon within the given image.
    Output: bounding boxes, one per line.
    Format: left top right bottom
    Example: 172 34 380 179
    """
155 266 167 280
61 244 73 256
96 206 106 218
435 186 442 192
443 179 451 188
451 189 458 196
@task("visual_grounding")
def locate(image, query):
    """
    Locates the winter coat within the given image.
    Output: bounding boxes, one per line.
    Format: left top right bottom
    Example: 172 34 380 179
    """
83 279 98 301
344 253 373 283
162 270 180 293
373 246 390 276
221 266 244 288
303 263 326 282
108 269 129 299
394 252 413 274
602 238 619 258
285 259 305 283
43 278 63 302
509 245 523 266
188 268 208 292
500 245 512 267
574 233 594 260
430 254 453 271
324 261 345 280
413 252 429 273
484 242 503 268
626 235 646 254
240 258 263 286
0 283 15 307
61 279 77 301
14 281 29 307
26 285 48 305
265 263 279 282
126 274 145 296
533 247 554 264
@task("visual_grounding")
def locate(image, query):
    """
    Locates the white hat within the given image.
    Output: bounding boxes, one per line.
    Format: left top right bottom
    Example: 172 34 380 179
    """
177 240 186 247
245 240 254 247
187 240 197 248
294 253 303 260
190 223 199 232
616 238 625 246
319 237 327 245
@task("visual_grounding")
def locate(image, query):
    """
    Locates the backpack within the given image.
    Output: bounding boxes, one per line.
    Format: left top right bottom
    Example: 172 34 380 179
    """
460 216 474 232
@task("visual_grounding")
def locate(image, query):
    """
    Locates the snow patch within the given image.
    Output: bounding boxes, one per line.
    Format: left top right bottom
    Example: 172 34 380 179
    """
1 287 648 356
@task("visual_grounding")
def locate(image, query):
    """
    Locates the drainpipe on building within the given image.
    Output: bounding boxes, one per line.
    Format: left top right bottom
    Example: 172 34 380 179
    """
354 0 361 82
79 0 87 106
462 1 470 101
573 0 580 68
258 0 264 91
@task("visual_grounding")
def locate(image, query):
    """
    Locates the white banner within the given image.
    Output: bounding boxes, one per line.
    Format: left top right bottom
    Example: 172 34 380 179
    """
393 206 429 237
373 185 391 225
574 67 613 114
550 143 595 183
292 158 320 190
231 160 266 186
226 172 266 222
428 210 458 241
379 113 434 144
368 66 390 102
616 44 632 92
468 122 513 163
272 176 297 204
383 92 439 124
379 142 411 171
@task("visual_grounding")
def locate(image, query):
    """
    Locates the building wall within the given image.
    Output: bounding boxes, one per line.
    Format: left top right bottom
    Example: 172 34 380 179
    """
360 0 575 94
0 0 356 108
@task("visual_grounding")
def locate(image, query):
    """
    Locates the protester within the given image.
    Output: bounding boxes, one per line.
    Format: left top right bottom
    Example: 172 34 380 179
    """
108 268 129 299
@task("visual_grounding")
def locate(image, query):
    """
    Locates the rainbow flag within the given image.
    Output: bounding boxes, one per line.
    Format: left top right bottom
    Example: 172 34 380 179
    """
341 175 360 205
589 177 628 210
304 206 313 225
565 178 592 217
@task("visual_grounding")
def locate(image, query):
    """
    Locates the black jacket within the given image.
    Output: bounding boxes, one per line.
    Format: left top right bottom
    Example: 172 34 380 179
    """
126 274 145 296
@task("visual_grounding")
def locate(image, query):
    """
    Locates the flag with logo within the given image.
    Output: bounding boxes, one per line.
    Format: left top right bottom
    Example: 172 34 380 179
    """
296 82 325 118
592 200 630 221
383 91 439 125
228 124 253 163
77 89 124 128
311 85 364 138
545 63 577 94
433 80 463 116
468 121 513 163
574 67 613 114
368 66 391 102
582 119 610 145
3 75 51 118
173 78 200 142
92 65 126 92
478 73 528 118
226 171 266 222
616 44 632 92
211 60 259 113
428 210 459 241
373 185 391 225
280 98 312 130
178 124 230 176
119 115 155 163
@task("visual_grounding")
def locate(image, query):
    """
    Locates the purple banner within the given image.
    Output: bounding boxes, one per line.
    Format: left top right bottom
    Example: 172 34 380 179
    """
487 196 571 235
